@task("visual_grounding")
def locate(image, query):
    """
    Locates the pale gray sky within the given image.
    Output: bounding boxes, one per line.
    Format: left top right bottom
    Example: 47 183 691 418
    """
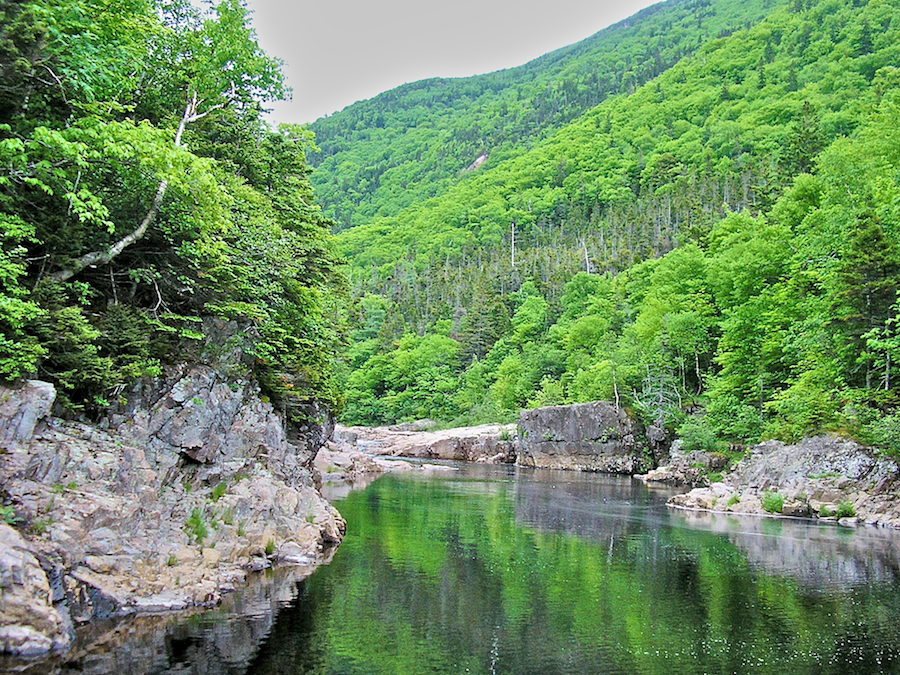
243 0 662 125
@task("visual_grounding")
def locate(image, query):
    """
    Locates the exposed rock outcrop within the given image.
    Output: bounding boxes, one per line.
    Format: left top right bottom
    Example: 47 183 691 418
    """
0 380 55 446
0 368 344 659
517 402 651 474
668 435 900 528
0 522 71 656
339 423 517 464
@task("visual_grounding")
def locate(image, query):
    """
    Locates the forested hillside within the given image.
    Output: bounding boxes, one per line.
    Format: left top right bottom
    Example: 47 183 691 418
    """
336 0 900 456
0 0 345 417
309 0 787 231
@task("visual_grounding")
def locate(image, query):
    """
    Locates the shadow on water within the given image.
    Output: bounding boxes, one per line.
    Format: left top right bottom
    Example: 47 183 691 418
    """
0 565 323 675
7 464 900 674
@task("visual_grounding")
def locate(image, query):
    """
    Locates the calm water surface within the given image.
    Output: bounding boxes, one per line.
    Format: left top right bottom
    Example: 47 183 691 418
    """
19 464 900 674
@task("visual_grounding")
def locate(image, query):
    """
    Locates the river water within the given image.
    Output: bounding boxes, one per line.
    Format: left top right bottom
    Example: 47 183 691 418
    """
14 464 900 674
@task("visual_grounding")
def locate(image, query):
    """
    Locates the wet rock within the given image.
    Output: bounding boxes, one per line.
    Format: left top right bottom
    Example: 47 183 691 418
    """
0 523 71 655
517 402 649 474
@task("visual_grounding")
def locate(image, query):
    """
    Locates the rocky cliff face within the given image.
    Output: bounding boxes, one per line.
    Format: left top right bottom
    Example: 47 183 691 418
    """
517 402 653 474
0 368 344 659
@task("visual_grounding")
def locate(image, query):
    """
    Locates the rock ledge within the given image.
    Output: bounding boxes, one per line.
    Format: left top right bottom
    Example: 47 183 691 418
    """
666 435 900 528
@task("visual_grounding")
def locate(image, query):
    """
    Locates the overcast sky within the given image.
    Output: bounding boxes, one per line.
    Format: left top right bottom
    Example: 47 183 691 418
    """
243 0 662 125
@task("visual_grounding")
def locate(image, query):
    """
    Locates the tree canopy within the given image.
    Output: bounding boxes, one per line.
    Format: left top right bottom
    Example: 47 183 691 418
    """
0 0 346 416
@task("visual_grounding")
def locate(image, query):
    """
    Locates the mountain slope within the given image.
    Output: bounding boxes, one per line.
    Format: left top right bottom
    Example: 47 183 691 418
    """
338 0 896 318
335 0 900 449
308 0 787 231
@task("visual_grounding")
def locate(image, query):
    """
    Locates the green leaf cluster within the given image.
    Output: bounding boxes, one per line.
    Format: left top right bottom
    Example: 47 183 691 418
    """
0 1 345 414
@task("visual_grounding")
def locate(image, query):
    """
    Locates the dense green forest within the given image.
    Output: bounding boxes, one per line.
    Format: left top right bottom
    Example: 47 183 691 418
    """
308 0 787 231
333 0 900 454
0 0 345 417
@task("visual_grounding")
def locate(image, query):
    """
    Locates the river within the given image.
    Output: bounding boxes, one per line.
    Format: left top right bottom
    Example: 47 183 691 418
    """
12 463 900 674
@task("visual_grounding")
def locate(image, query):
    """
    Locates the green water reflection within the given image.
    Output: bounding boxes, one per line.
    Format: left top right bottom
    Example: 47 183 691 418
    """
249 466 900 675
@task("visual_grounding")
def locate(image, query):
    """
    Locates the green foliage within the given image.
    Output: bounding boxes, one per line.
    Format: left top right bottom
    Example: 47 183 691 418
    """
0 215 44 379
761 491 785 514
31 517 51 535
0 0 345 416
30 280 115 412
185 508 208 544
677 419 722 454
834 500 856 519
866 411 900 457
0 505 20 525
210 482 227 502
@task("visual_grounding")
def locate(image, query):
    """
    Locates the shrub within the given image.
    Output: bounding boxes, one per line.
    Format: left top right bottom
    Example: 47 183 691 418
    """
706 393 762 443
761 490 784 514
867 412 900 457
834 500 856 519
185 508 208 544
0 505 20 525
676 418 721 454
726 493 741 507
210 482 227 502
763 370 839 443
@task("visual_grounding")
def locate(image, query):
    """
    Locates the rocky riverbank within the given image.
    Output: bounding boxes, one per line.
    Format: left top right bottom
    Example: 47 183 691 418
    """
335 401 665 474
0 371 345 659
334 422 518 464
658 435 900 528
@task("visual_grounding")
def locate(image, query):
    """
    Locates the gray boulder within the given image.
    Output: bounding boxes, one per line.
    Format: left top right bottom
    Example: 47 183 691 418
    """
0 380 55 447
517 401 651 474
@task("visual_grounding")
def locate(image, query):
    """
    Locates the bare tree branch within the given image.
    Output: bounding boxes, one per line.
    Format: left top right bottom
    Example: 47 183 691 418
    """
50 87 229 282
